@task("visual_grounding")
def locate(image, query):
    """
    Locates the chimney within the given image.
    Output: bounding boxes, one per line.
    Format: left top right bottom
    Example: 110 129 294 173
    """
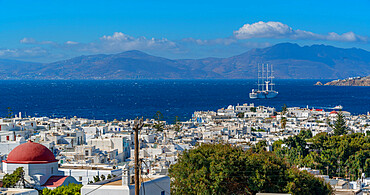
122 166 130 186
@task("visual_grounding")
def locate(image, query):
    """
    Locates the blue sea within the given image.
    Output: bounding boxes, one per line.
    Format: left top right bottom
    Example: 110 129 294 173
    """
0 80 369 122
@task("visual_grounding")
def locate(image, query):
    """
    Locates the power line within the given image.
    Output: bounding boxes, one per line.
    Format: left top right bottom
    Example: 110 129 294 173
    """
84 183 104 195
143 174 171 195
142 161 171 195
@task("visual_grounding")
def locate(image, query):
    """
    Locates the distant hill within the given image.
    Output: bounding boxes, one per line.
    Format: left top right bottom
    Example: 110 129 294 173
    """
35 50 213 79
0 59 43 79
179 43 370 79
1 43 369 79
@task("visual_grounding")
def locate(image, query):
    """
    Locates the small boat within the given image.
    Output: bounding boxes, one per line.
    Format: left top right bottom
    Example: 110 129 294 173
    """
331 105 343 110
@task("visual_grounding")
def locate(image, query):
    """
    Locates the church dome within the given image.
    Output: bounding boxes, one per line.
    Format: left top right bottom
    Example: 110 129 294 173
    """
4 141 57 164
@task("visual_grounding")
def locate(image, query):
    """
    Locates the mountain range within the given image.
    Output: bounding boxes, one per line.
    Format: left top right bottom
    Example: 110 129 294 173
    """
1 43 369 79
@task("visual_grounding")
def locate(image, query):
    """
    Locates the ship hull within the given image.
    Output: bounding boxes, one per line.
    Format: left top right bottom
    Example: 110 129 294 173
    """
249 90 278 99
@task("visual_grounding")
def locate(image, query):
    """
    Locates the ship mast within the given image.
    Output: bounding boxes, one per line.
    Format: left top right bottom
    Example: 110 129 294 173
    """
261 63 264 91
257 63 275 92
257 63 260 91
258 63 263 91
265 64 270 91
271 64 274 91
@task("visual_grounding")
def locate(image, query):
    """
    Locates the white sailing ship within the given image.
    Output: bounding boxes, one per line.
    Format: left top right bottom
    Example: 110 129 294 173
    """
249 63 278 99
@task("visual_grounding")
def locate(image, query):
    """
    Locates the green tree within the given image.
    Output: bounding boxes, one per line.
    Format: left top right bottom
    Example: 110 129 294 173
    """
275 132 370 179
41 183 82 195
299 129 312 139
237 112 244 118
281 117 287 130
100 174 105 181
332 112 348 135
174 116 181 131
285 168 332 194
253 140 268 152
272 139 283 151
6 107 13 118
281 104 287 115
154 110 163 121
93 175 100 182
153 111 164 131
3 167 24 188
250 107 256 112
169 143 331 195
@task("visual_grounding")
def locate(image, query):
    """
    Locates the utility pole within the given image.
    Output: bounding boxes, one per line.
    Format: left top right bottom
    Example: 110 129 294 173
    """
134 117 144 195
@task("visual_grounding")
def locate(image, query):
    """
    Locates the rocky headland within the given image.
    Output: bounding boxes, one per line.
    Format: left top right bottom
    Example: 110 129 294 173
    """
323 76 370 86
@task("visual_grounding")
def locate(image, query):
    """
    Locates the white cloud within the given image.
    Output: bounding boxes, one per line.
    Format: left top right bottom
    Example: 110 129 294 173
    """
234 21 293 39
181 37 237 46
96 32 177 52
20 37 55 45
234 21 368 42
20 37 37 44
17 32 179 55
0 47 48 58
65 41 79 45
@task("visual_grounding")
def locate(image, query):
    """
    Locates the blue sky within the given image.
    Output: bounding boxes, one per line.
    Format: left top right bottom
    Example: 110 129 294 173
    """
0 0 369 62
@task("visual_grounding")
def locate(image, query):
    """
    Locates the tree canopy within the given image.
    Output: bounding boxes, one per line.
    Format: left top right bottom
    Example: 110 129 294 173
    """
332 112 348 136
274 132 370 180
41 183 82 195
3 167 25 188
153 111 164 131
169 143 332 195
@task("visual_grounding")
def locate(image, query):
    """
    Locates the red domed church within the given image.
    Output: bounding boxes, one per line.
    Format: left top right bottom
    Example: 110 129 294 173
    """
2 141 80 189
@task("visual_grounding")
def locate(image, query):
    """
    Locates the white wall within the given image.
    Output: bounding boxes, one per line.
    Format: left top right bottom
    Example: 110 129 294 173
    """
81 175 170 195
59 168 122 185
3 162 59 185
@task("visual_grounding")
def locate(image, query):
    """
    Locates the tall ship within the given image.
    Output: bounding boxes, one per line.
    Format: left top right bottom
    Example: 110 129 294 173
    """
249 63 278 99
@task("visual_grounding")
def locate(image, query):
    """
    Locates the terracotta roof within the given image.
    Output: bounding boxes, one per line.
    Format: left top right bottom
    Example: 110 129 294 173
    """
42 176 68 187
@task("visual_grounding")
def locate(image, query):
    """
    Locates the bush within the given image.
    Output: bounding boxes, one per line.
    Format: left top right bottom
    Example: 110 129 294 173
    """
41 183 82 195
3 167 24 188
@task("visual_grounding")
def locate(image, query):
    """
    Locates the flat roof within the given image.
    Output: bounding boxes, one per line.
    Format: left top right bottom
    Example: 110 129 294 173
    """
104 178 151 186
0 188 37 193
59 165 117 170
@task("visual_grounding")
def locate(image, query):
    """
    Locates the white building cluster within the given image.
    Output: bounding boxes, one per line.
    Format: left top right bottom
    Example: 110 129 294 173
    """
0 104 369 194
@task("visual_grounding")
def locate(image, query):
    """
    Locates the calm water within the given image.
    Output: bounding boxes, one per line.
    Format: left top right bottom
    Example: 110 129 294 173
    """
0 80 369 121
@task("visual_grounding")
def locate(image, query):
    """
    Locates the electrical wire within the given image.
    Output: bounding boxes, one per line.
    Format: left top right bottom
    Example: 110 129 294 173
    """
84 183 104 195
142 161 171 195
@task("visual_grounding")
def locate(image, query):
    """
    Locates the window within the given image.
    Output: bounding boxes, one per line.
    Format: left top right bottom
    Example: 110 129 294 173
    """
79 176 82 181
51 167 53 173
161 191 165 195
